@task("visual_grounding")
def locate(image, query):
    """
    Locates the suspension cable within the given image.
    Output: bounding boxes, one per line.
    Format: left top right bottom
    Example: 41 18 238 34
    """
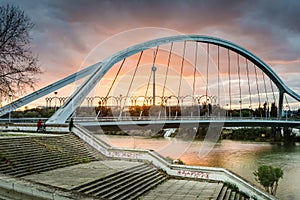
206 43 209 98
254 64 261 108
269 78 276 104
228 49 232 110
237 54 242 111
105 58 126 99
245 59 253 110
262 71 269 105
162 43 173 98
178 41 186 97
143 46 159 105
193 42 198 98
284 94 290 110
122 51 143 110
217 45 220 106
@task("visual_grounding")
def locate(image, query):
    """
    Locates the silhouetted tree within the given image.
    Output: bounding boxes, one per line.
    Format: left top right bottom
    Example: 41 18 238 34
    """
0 4 41 98
270 102 278 118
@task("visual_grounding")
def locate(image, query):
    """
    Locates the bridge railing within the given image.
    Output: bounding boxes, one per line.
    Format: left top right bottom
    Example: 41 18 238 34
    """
0 118 49 124
72 115 299 122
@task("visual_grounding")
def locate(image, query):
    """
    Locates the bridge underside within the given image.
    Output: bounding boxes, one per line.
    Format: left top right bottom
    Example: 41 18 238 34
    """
78 119 300 131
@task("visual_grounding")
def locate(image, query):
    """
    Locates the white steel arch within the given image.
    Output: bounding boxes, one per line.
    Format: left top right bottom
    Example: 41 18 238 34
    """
23 35 299 124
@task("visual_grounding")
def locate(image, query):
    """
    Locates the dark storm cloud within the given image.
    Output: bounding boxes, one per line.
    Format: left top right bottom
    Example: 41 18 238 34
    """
2 0 300 92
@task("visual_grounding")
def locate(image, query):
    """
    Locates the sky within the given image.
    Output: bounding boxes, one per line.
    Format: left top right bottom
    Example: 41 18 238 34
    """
2 0 300 107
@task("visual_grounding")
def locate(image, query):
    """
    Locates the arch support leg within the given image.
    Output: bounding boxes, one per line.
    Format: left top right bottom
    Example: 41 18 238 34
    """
278 92 284 119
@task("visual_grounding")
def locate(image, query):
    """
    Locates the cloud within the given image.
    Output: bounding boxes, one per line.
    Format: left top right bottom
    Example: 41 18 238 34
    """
3 0 300 98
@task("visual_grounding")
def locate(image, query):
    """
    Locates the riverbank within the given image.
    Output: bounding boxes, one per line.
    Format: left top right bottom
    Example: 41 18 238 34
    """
95 127 300 143
96 134 300 200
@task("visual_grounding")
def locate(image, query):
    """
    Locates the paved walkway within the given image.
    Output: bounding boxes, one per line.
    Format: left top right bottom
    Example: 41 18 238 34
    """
141 179 222 200
24 160 223 199
24 160 142 189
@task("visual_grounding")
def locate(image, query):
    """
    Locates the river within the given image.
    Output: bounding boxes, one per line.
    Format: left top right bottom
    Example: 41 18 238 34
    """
96 134 300 200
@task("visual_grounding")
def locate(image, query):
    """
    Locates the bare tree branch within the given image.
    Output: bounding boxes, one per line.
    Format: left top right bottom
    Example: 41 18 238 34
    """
0 4 41 100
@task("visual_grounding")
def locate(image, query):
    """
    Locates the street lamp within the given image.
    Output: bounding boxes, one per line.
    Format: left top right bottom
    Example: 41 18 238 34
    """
152 66 157 106
226 104 229 118
285 105 288 121
54 92 58 111
239 100 242 118
8 94 12 123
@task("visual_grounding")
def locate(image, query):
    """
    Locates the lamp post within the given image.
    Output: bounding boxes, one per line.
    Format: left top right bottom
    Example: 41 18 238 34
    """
8 94 12 123
54 92 58 111
239 100 242 118
226 104 229 118
152 66 157 106
285 105 288 121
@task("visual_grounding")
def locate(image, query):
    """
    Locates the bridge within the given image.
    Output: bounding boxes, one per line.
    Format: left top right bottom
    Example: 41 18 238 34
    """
0 35 299 131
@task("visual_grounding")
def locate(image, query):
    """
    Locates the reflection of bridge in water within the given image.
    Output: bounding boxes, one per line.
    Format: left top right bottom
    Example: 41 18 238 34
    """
0 35 299 130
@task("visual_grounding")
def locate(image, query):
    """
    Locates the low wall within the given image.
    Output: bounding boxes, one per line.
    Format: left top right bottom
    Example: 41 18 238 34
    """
0 123 69 133
73 124 277 200
0 174 100 200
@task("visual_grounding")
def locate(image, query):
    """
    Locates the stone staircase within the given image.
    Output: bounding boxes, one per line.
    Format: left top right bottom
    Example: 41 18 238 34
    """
72 163 167 200
0 134 100 177
217 184 250 200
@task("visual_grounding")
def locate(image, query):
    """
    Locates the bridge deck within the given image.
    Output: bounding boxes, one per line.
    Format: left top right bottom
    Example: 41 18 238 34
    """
77 118 300 131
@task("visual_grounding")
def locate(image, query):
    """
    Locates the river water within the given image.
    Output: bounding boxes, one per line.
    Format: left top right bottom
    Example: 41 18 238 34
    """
96 134 300 200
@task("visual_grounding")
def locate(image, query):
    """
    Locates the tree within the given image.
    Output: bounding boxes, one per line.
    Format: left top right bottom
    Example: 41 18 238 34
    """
0 4 41 99
253 165 283 195
270 102 278 118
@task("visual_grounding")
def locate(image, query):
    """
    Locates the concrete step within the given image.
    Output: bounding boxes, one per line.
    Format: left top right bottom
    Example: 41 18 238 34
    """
73 164 146 191
0 134 100 177
224 188 232 200
75 164 148 194
3 150 95 165
234 193 240 200
7 159 77 177
107 172 164 199
121 175 167 200
93 167 156 196
217 185 228 200
230 191 236 200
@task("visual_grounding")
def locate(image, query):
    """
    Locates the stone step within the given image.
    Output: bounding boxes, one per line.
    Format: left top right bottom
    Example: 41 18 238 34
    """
92 166 156 196
75 164 148 193
100 169 160 199
217 185 228 200
10 156 77 171
0 162 14 173
8 159 77 177
107 172 164 199
0 134 100 177
121 175 167 200
234 193 240 200
224 188 232 200
230 191 236 200
3 150 96 165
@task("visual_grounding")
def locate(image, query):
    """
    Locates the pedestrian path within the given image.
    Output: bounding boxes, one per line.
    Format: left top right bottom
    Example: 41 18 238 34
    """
141 179 223 200
24 160 142 189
